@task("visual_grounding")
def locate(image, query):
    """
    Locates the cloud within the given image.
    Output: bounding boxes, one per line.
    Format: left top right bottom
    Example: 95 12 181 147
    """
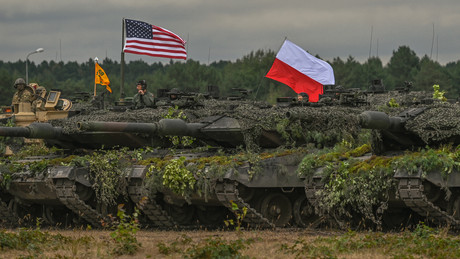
1 0 460 65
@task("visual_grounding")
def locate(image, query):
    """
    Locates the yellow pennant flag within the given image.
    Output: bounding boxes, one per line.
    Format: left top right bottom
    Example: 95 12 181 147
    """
95 63 112 93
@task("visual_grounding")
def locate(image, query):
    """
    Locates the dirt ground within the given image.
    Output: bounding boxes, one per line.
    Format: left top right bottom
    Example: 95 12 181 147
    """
0 228 392 259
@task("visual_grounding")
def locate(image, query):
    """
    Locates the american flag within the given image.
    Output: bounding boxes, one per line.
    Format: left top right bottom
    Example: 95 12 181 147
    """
123 19 187 60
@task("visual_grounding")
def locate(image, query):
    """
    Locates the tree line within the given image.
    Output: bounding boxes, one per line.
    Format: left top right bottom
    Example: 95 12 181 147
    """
1 45 460 106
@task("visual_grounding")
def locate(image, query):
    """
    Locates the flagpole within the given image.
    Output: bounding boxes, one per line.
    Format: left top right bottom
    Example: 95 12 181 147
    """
94 57 99 96
120 18 126 101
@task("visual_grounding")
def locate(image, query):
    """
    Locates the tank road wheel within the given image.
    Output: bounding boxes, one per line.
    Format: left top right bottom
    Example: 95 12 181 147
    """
196 206 229 226
448 194 460 220
237 185 255 202
8 200 36 225
423 181 442 203
260 193 292 227
381 208 415 230
293 196 319 227
75 183 93 201
43 206 72 227
165 203 196 225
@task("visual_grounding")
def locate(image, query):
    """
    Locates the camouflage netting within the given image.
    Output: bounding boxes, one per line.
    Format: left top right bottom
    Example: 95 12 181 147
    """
366 90 431 111
405 102 460 144
51 99 366 149
49 89 436 150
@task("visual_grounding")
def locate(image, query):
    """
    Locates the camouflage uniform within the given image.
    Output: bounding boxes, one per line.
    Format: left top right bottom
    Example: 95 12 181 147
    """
11 78 35 105
31 86 47 112
133 90 155 109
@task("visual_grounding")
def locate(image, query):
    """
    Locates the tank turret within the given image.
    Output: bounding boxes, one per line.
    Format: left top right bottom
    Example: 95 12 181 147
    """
78 115 283 148
358 107 433 153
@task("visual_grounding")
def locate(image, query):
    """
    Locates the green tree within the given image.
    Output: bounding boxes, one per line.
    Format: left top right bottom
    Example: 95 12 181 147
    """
445 61 460 98
338 56 366 89
386 46 420 89
363 57 386 88
0 68 14 105
2 45 460 106
414 55 453 96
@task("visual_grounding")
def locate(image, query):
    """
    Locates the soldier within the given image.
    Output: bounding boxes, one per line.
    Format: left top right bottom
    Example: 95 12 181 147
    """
167 88 192 108
297 92 309 106
169 88 181 101
132 80 155 109
31 86 47 112
11 78 35 105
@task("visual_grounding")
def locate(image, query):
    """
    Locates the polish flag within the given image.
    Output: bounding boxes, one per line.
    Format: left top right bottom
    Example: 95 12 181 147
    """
266 40 335 102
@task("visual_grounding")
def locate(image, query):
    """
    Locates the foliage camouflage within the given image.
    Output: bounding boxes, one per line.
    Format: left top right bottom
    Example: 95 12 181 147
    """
298 143 460 228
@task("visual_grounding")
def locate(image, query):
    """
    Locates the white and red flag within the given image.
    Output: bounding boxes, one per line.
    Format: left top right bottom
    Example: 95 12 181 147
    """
123 19 187 60
266 40 334 102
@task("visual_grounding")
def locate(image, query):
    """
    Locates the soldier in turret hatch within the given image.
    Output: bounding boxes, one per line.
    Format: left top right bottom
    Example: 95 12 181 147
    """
133 80 155 109
11 78 35 105
168 88 194 108
296 92 309 106
169 88 180 101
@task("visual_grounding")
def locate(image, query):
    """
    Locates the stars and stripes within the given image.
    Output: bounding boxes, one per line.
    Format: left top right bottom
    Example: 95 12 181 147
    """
123 19 187 60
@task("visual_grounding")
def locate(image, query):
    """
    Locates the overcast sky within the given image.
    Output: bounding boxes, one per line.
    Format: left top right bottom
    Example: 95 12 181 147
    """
1 0 459 66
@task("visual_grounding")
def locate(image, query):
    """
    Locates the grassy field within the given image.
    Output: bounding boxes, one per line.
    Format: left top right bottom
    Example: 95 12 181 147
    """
0 224 459 258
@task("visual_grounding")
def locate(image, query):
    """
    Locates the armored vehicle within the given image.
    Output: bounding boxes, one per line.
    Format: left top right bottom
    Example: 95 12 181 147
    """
0 82 434 230
0 83 76 155
303 102 460 230
0 96 365 229
360 104 460 228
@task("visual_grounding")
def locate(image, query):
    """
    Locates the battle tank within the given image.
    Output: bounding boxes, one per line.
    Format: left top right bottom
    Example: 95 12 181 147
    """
0 96 366 229
0 82 435 230
303 101 460 230
360 103 460 228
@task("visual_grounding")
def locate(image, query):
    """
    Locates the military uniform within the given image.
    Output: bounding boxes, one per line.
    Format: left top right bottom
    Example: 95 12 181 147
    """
11 78 35 105
12 90 34 104
31 86 47 112
133 91 155 109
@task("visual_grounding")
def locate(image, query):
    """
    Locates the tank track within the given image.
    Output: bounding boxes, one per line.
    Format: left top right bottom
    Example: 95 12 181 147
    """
305 176 323 208
127 180 177 227
215 180 275 229
0 200 18 226
398 178 460 229
54 179 104 228
304 177 328 227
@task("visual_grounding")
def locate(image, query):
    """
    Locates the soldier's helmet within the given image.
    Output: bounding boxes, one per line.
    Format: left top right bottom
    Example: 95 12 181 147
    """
137 80 147 90
14 78 26 88
36 86 46 95
168 88 180 94
168 88 181 100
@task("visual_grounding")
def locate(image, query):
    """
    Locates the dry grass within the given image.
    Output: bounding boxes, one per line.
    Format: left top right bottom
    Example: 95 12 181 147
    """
1 226 458 258
0 228 387 258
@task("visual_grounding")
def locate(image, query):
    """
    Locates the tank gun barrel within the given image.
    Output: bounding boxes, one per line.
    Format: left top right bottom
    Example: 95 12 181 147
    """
0 123 63 139
359 111 405 132
285 111 301 120
78 116 285 148
77 119 205 137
